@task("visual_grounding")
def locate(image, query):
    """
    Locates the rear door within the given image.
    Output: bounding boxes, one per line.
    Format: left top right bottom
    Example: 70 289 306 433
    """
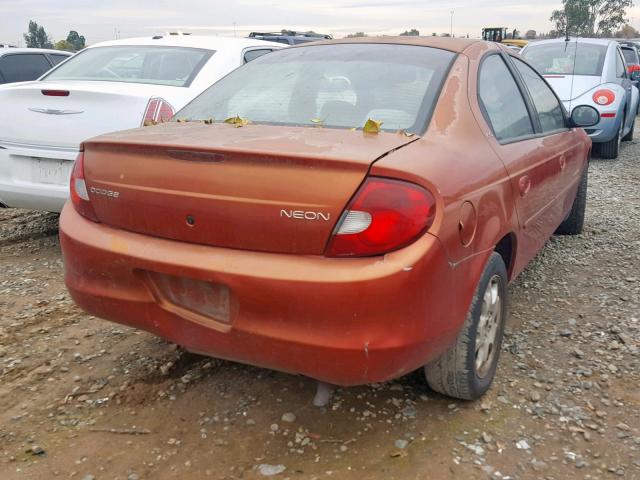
511 57 587 218
477 53 579 269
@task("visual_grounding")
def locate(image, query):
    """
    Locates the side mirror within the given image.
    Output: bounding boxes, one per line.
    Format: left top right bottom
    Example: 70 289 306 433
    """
570 105 600 128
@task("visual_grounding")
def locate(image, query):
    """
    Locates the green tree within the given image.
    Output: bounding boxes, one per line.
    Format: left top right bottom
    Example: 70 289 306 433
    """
346 32 367 38
550 0 634 37
400 28 420 36
66 31 86 50
23 20 53 48
54 39 74 51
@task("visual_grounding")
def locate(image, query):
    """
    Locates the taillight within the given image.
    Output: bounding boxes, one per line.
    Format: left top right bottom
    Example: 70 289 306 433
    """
69 149 99 222
142 97 175 126
592 89 615 106
628 64 640 74
42 89 70 96
326 177 436 257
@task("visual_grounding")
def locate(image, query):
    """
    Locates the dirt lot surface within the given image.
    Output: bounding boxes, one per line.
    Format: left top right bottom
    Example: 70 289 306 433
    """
1 132 639 480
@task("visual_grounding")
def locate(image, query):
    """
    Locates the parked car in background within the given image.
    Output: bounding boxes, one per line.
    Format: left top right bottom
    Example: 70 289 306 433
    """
619 42 640 69
0 34 284 212
248 30 332 45
522 38 639 159
60 37 597 400
0 48 72 84
619 42 640 89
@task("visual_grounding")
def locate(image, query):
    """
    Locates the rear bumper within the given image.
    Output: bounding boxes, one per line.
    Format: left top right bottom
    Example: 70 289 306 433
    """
60 204 484 385
585 115 620 143
0 144 76 212
564 102 621 143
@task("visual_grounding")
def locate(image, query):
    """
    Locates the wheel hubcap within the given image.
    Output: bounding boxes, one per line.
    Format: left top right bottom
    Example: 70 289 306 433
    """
475 275 502 379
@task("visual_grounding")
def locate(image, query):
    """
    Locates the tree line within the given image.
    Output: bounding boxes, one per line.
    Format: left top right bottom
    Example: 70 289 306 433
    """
23 20 86 51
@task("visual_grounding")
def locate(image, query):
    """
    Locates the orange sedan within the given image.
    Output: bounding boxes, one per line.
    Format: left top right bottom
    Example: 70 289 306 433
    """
60 37 598 399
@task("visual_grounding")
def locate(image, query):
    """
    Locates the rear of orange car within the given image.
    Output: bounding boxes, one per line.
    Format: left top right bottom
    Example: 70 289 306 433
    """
60 41 473 385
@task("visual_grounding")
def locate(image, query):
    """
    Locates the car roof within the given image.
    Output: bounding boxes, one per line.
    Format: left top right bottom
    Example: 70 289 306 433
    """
89 35 284 50
526 37 615 47
0 48 73 56
293 36 482 54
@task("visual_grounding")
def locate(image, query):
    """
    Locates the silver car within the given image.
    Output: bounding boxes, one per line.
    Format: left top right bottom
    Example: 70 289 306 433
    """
522 38 639 159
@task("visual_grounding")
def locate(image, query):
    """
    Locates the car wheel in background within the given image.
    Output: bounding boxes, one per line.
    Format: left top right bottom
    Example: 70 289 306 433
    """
555 165 588 235
425 252 508 400
599 116 623 159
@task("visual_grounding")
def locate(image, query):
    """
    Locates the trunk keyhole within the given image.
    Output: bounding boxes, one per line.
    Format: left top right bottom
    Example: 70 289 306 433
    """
186 215 196 227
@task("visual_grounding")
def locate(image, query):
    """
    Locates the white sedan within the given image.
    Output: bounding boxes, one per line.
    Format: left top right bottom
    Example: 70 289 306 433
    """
0 34 284 212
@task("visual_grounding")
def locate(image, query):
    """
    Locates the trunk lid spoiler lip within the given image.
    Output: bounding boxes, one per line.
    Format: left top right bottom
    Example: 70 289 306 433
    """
83 122 421 167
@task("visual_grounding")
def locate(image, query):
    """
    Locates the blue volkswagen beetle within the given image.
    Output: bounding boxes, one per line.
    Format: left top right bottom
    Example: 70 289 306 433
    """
522 38 640 159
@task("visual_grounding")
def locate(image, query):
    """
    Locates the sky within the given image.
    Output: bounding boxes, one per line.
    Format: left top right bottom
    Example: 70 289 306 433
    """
2 0 640 46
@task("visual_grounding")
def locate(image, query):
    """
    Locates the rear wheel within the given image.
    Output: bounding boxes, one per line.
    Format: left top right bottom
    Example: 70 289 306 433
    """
599 116 623 159
425 253 508 400
555 166 588 235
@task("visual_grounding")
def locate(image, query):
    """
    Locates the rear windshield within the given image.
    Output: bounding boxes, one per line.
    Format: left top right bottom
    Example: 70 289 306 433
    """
522 42 607 76
177 44 455 133
44 46 212 87
622 47 638 65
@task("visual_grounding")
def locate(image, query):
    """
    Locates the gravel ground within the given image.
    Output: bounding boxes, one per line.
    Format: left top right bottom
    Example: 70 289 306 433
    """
0 130 638 480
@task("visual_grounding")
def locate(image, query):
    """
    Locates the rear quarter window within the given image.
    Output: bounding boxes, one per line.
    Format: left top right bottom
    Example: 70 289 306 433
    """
49 53 71 66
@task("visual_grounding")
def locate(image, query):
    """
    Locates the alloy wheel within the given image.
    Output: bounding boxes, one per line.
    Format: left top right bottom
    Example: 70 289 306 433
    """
475 275 502 379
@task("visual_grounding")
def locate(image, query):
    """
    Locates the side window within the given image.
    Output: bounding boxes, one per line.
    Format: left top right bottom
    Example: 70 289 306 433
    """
49 54 70 66
0 54 52 83
513 58 566 133
243 49 273 63
479 55 534 142
616 50 626 78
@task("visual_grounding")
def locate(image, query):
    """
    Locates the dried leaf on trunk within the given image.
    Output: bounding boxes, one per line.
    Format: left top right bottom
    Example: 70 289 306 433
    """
363 118 383 134
224 115 249 127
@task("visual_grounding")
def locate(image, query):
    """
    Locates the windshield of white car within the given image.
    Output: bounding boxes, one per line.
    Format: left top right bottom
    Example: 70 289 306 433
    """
522 43 607 76
176 44 455 133
43 46 213 87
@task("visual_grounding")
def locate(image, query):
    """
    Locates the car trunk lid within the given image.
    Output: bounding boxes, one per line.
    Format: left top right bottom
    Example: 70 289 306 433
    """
82 122 417 255
0 80 177 149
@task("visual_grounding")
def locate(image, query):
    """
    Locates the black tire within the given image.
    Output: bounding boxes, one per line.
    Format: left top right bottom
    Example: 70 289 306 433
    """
599 117 623 159
623 115 635 141
425 253 508 400
555 166 588 235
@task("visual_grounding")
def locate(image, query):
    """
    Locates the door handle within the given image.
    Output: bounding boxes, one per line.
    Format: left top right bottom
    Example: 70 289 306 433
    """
518 176 531 197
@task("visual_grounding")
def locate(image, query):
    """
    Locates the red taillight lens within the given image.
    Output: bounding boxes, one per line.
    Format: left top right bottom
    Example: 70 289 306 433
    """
327 177 436 257
592 89 615 106
142 97 175 125
628 64 640 73
69 150 99 222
